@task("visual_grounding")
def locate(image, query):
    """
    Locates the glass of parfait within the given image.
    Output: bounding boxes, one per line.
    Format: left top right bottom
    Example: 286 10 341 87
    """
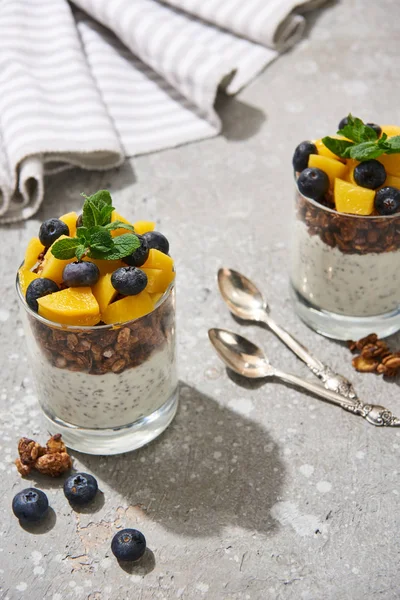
290 116 400 340
16 192 178 455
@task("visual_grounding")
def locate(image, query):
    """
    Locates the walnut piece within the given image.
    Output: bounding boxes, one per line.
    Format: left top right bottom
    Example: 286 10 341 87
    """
35 452 72 477
15 433 72 477
349 334 400 378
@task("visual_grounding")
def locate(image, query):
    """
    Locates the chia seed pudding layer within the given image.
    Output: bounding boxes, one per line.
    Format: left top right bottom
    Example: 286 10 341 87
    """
20 284 177 430
31 345 177 428
291 220 400 317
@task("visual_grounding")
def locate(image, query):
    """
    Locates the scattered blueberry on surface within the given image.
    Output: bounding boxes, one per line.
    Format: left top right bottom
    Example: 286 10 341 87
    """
338 116 348 130
63 261 100 287
143 231 170 255
63 473 98 505
297 167 330 201
366 122 382 137
111 267 148 296
354 159 386 190
292 141 317 172
39 218 69 247
122 235 149 267
375 186 400 215
12 488 49 522
111 529 146 562
26 278 59 312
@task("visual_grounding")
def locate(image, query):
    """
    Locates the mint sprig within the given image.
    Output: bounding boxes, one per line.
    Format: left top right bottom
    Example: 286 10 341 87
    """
322 114 400 161
51 190 139 261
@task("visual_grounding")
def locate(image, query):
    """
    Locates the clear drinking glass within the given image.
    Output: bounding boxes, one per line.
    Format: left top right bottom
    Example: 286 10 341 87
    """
290 188 400 340
17 278 178 455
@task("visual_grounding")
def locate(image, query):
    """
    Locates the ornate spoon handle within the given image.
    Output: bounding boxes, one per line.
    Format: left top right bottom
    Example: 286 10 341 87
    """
274 369 400 426
260 313 357 400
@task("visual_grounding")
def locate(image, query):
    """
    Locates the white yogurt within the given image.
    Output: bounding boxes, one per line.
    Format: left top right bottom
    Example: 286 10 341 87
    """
291 220 400 317
30 344 177 429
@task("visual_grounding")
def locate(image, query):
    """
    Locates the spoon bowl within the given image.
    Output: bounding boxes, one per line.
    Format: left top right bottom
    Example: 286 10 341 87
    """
217 268 267 321
208 328 274 378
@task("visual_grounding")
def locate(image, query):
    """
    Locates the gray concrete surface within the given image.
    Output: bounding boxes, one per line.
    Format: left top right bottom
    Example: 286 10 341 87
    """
1 1 400 598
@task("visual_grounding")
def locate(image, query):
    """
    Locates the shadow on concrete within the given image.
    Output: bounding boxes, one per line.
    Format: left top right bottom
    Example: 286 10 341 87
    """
75 382 284 538
215 95 266 142
117 548 156 575
19 506 57 534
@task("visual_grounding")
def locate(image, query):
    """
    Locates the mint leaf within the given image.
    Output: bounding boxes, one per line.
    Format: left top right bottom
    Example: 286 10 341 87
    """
89 227 114 253
105 220 135 232
99 205 114 226
76 227 90 242
82 200 98 228
321 136 354 158
87 189 112 208
337 114 377 143
89 234 140 260
384 135 400 154
51 237 81 260
349 141 385 161
76 245 87 261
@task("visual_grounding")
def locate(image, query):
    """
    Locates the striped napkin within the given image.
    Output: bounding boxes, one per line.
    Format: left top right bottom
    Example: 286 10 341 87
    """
0 0 326 223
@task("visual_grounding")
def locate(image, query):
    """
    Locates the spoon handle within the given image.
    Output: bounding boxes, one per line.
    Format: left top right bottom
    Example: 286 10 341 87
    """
273 369 400 427
260 313 357 400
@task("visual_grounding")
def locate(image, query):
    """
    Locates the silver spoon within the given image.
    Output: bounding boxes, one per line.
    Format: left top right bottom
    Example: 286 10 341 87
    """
208 328 400 427
218 267 357 400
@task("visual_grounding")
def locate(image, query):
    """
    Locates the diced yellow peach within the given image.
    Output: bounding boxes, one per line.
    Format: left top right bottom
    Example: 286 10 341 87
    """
378 154 400 177
92 272 118 313
383 173 400 189
150 292 164 306
38 287 101 326
111 210 134 237
143 249 173 272
59 211 78 238
381 125 400 138
141 268 175 294
344 159 360 185
18 267 39 296
38 236 75 284
334 179 375 215
83 258 124 277
133 221 155 235
308 154 347 187
24 237 45 270
101 291 153 325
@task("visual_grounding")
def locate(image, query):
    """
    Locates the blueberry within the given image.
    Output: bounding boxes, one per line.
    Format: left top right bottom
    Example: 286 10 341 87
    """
26 278 59 312
111 267 148 296
39 218 69 247
354 160 386 189
366 122 382 137
338 116 349 130
374 186 400 215
143 231 169 255
63 473 98 505
292 141 317 172
63 261 100 287
122 235 149 267
76 214 83 228
297 167 329 201
111 529 146 562
12 488 49 522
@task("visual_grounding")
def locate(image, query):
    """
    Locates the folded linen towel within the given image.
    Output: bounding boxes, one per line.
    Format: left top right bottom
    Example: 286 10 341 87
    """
0 0 327 223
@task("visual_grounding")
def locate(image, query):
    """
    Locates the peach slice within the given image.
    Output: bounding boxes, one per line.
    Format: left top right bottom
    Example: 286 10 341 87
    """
59 211 78 238
141 268 175 294
24 237 45 270
133 220 155 235
92 273 118 313
334 179 375 215
18 267 39 296
38 236 75 284
308 154 347 188
37 287 101 326
142 249 173 272
101 291 153 325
